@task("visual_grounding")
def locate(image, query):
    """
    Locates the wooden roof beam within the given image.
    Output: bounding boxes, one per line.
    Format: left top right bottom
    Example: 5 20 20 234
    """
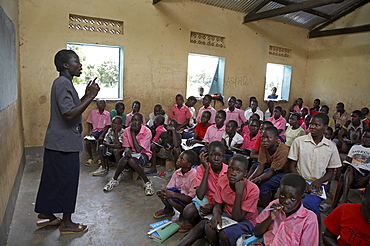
243 0 344 23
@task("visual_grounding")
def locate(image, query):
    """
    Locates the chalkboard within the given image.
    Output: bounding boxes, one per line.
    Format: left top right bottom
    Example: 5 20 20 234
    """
0 6 17 111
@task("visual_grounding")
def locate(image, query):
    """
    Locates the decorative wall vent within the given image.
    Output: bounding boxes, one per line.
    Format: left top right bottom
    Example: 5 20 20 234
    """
69 14 123 35
190 31 225 48
269 45 292 58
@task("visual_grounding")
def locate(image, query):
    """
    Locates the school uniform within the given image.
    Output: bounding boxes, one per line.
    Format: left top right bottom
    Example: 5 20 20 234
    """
152 124 166 143
197 106 217 124
122 125 152 166
268 115 287 140
203 124 226 143
125 112 146 127
224 108 246 129
170 104 192 125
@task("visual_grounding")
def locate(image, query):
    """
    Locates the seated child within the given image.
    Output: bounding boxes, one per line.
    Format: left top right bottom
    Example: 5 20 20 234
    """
103 113 154 196
249 121 274 161
186 111 212 154
331 128 370 209
235 99 243 110
110 101 126 126
323 183 370 246
362 107 370 128
290 98 309 115
319 105 336 129
240 119 261 155
147 104 168 128
310 98 321 116
284 113 305 147
244 99 264 124
338 110 368 154
85 99 111 166
93 116 124 176
298 107 308 126
205 155 259 246
222 120 244 159
196 94 217 124
288 113 342 214
265 101 274 121
300 114 312 135
180 141 228 234
185 96 197 128
170 94 192 130
148 119 181 174
151 115 167 143
224 96 247 130
268 106 287 142
153 150 198 220
125 101 146 127
254 173 319 246
324 126 336 145
201 110 227 151
249 126 290 207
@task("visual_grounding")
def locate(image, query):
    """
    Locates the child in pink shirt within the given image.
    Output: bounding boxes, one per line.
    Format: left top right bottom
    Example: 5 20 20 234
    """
179 141 228 234
268 106 287 141
196 94 217 124
85 99 111 165
170 94 192 130
125 101 146 127
300 114 312 134
153 150 198 220
151 115 166 143
241 119 261 152
224 96 247 129
254 173 319 246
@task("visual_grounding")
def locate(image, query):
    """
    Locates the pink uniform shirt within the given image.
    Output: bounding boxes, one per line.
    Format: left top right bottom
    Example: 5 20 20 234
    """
122 125 152 159
125 112 146 127
293 105 310 115
166 168 197 198
203 124 226 143
224 108 246 129
197 106 217 124
170 104 192 125
268 115 287 140
242 131 261 150
256 199 319 246
214 176 259 225
194 163 228 205
152 124 166 142
86 109 111 132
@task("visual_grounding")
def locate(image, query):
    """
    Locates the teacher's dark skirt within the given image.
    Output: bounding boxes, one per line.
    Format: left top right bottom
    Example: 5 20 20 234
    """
35 148 80 214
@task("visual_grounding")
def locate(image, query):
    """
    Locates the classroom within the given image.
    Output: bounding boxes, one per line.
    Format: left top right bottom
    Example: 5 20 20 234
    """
1 0 369 245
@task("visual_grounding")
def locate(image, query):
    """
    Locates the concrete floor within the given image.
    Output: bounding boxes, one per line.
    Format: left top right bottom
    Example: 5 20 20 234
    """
5 149 363 246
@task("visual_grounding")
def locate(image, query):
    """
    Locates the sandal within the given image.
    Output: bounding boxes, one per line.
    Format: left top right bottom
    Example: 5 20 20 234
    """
59 223 88 235
153 209 174 219
178 223 193 233
85 159 94 166
36 217 62 227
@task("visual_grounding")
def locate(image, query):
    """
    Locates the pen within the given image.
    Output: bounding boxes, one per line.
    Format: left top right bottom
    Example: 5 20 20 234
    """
262 208 276 211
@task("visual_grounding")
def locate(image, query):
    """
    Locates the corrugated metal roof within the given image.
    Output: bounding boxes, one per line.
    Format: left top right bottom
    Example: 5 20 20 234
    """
191 0 365 29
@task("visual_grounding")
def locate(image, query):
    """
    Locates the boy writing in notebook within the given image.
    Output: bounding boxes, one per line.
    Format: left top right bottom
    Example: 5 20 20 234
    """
254 173 319 246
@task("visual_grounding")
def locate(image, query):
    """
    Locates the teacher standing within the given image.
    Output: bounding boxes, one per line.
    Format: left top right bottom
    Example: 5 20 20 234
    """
34 49 100 234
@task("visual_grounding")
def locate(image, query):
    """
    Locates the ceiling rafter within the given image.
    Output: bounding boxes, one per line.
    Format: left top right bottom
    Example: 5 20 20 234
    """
243 0 344 23
272 0 331 19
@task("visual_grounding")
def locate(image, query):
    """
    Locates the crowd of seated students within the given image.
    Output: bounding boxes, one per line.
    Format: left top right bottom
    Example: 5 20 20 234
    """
82 94 369 245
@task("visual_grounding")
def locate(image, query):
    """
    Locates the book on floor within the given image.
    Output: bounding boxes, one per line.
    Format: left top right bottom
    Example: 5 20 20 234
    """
148 219 180 243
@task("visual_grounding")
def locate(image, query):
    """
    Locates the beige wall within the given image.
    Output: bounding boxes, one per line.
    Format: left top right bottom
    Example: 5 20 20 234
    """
0 0 24 227
19 0 308 146
305 4 370 114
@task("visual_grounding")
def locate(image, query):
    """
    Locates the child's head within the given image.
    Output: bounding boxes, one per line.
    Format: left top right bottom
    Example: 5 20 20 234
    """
208 141 225 170
324 126 333 140
362 183 370 224
296 98 303 107
153 115 165 128
201 111 211 125
249 119 261 135
260 121 274 132
153 104 163 116
250 99 258 111
279 173 306 214
176 94 184 106
362 129 370 147
300 107 308 118
313 99 321 108
336 102 345 113
249 113 260 122
282 109 287 119
215 110 226 126
304 114 312 126
271 87 277 95
273 106 282 119
289 113 300 127
168 119 178 129
228 96 236 109
261 126 279 149
186 96 197 107
130 113 143 131
319 105 329 115
97 99 106 111
267 100 274 110
235 99 243 109
203 94 212 107
309 113 328 138
227 155 249 184
111 116 123 130
361 107 369 118
226 120 238 135
115 102 125 115
198 86 204 96
249 96 256 106
132 101 141 113
176 150 198 169
351 110 362 125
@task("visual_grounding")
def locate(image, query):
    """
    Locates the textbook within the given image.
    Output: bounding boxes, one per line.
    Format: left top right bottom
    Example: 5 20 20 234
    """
181 139 204 150
204 215 238 230
148 219 179 243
